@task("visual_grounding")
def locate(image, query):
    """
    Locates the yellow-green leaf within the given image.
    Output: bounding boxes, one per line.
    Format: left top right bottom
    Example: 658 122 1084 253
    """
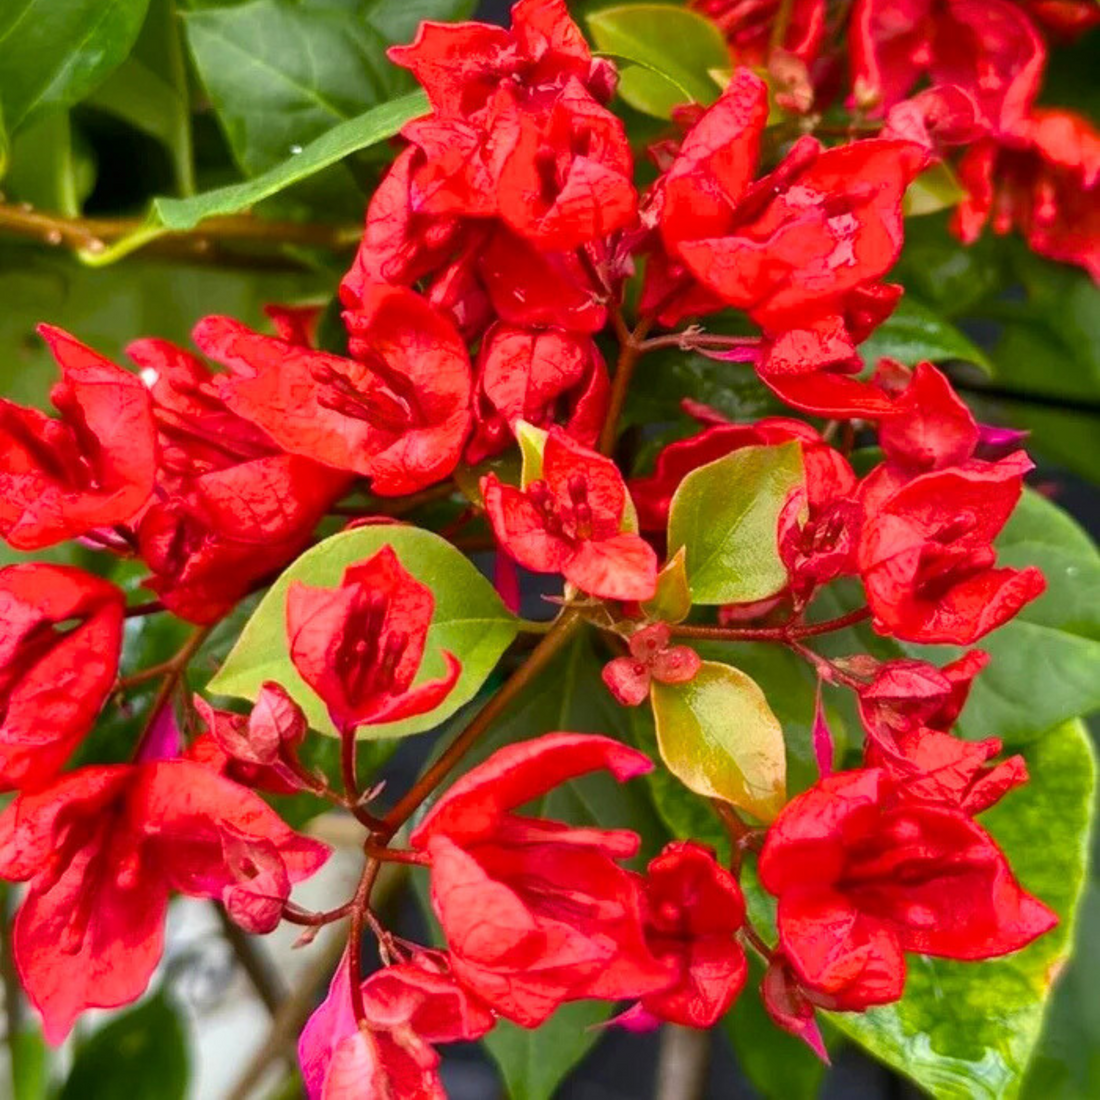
667 441 804 605
651 659 786 821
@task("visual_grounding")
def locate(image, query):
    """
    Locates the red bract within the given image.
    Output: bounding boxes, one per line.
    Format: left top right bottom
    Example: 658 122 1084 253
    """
858 454 1045 643
865 729 1028 814
758 768 1056 1010
491 80 637 251
650 70 925 399
0 326 156 550
196 284 472 496
850 0 1046 131
388 0 614 118
125 340 348 620
287 546 460 731
190 682 310 795
602 623 701 706
639 841 748 1027
853 651 989 750
760 953 829 1061
467 324 609 464
482 429 658 600
0 565 124 791
0 761 329 1042
692 0 825 62
410 732 675 1025
876 360 980 474
953 109 1100 280
299 950 494 1100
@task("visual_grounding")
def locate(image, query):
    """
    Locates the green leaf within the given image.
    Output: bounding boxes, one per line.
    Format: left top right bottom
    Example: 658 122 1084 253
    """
723 957 828 1100
209 525 519 739
60 992 189 1100
858 295 992 372
695 640 850 795
830 719 1097 1100
667 441 804 606
414 629 668 1099
4 111 95 215
181 0 402 179
1018 882 1100 1100
482 1007 610 1100
88 0 195 195
83 90 426 264
363 0 476 44
587 4 728 118
0 0 150 135
650 659 787 822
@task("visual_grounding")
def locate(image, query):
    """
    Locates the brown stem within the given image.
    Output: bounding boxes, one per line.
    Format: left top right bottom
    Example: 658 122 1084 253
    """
668 606 871 643
214 904 287 1015
363 842 430 866
712 800 754 875
379 611 583 835
0 201 361 256
347 859 381 1025
282 901 354 927
637 332 760 354
598 317 654 456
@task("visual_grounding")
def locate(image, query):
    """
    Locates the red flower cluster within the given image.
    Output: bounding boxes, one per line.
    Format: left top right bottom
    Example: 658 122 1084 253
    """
638 362 1043 642
0 0 1076 1083
759 767 1054 1012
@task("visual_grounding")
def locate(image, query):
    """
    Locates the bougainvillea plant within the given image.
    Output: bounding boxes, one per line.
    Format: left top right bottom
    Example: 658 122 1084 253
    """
0 0 1097 1096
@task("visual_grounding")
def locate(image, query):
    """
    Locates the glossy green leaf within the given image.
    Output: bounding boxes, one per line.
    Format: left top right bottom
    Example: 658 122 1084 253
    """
60 992 189 1100
83 90 426 263
587 4 728 118
651 659 787 821
182 0 401 177
209 525 519 739
414 630 668 1099
695 640 849 795
363 0 476 44
0 0 150 135
667 441 804 605
88 0 194 195
858 295 992 372
4 111 94 215
1018 882 1100 1100
831 719 1096 1100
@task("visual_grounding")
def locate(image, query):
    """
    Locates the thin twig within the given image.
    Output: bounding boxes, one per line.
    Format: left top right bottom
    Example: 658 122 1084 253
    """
667 607 871 643
0 202 361 255
599 317 654 455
